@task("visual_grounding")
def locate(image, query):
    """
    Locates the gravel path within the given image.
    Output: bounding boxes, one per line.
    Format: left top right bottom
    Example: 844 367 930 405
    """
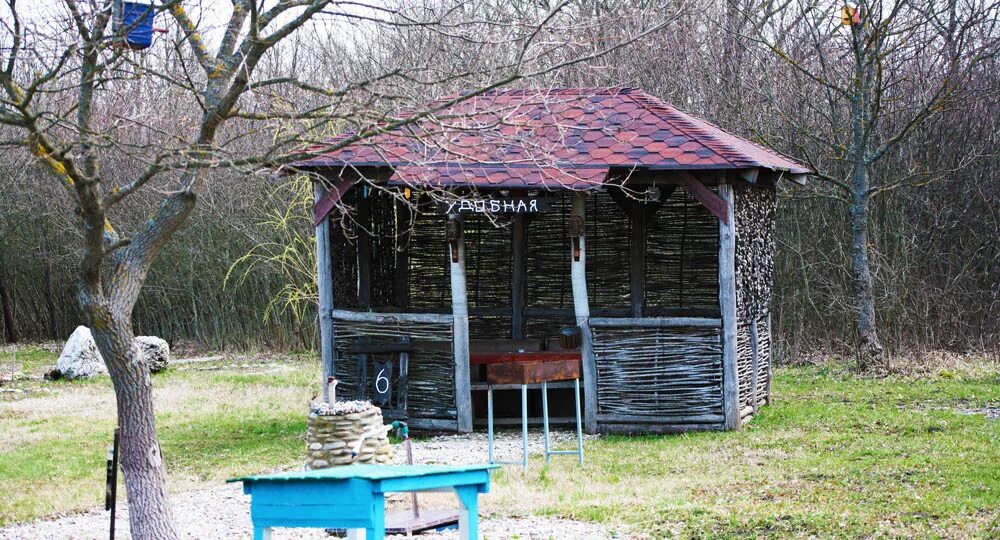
0 433 628 540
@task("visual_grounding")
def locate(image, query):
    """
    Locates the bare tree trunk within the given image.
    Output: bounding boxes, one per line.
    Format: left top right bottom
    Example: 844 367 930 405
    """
844 19 886 372
86 297 179 539
849 178 884 369
0 258 17 343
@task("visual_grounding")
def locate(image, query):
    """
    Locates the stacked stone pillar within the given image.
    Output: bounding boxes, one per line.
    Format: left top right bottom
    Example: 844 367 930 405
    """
306 400 392 469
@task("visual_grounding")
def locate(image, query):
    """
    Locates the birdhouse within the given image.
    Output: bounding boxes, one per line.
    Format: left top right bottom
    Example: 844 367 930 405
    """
115 1 156 50
841 4 862 26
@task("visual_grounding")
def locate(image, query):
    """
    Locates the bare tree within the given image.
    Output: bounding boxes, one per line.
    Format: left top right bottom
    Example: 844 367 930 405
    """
735 0 1000 369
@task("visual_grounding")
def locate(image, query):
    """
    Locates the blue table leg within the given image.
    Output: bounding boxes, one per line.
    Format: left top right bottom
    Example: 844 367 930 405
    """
253 525 271 540
455 485 480 540
370 493 386 540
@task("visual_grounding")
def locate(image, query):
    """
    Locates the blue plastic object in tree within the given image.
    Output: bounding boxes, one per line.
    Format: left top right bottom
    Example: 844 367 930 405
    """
121 2 155 49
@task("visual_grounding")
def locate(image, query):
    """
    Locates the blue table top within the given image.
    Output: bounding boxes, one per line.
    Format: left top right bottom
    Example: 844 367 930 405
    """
229 464 498 484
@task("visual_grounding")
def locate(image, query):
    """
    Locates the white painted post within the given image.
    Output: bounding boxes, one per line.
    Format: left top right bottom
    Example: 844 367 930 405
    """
315 183 337 402
718 183 741 430
570 192 598 433
449 214 473 433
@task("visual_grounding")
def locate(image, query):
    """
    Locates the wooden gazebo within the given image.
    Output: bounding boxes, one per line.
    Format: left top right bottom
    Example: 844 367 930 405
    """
296 87 809 433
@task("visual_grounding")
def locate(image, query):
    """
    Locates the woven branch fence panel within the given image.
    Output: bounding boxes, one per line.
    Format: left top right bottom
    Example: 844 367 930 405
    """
645 187 720 311
332 318 456 420
525 193 573 338
465 213 513 339
592 325 724 419
369 190 404 307
407 196 452 310
587 191 631 309
329 189 361 309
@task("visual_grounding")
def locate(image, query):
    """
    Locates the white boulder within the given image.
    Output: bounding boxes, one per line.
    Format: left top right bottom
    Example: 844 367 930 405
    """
55 326 107 379
135 335 170 373
53 327 171 379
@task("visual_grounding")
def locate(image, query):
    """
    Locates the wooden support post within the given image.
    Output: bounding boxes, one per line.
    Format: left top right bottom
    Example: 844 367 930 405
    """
718 183 741 430
449 214 473 433
314 183 337 402
749 319 760 414
629 200 646 317
570 192 598 433
511 214 528 340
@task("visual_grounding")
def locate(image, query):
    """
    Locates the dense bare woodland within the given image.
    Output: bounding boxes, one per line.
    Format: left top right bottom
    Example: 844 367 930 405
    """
1 0 997 359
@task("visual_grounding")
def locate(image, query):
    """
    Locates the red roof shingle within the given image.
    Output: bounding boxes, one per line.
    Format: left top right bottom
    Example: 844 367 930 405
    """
296 87 810 189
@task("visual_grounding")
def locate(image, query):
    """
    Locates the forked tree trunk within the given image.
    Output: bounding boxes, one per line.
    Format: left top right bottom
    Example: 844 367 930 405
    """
86 298 180 540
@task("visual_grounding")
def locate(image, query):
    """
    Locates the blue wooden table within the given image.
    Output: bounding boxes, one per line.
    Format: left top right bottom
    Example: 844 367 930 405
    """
230 464 497 540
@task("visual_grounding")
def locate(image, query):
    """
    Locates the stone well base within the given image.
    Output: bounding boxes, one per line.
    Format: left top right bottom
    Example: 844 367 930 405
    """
306 401 392 469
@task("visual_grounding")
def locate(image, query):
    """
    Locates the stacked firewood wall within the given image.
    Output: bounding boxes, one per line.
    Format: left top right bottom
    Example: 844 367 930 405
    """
734 182 777 415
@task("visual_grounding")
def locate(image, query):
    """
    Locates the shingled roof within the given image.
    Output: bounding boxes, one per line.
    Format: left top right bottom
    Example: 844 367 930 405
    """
296 87 810 189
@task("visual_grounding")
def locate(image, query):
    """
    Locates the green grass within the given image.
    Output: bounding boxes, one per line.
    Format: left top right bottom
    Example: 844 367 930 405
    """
490 365 1000 539
0 344 60 377
1 353 998 538
0 354 320 525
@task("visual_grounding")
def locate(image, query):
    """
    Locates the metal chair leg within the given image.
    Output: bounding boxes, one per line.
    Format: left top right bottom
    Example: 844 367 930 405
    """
542 380 551 463
487 385 494 464
521 383 528 468
574 377 584 465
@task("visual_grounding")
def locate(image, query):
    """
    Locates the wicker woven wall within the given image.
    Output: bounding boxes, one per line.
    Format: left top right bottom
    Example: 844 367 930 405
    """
586 191 632 310
406 195 452 310
331 319 456 421
645 187 720 312
329 188 360 308
592 325 724 419
525 192 572 339
319 180 771 430
465 213 513 339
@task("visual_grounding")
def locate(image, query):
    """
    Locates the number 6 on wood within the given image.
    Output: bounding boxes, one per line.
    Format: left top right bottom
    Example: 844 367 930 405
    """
373 360 393 406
